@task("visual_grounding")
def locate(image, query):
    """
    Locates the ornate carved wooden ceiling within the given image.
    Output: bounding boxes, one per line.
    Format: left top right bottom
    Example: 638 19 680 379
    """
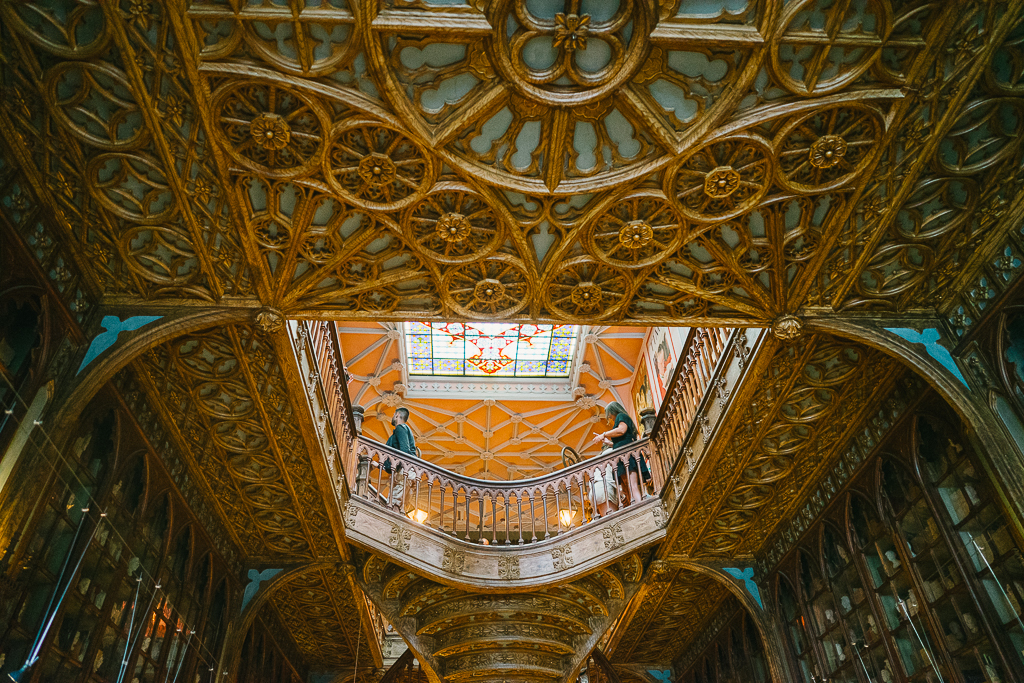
339 322 645 477
356 551 646 683
1 0 1021 678
1 0 1021 326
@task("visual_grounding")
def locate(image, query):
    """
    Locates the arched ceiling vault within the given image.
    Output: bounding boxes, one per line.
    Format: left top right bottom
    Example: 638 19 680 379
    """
0 0 1020 327
339 322 645 478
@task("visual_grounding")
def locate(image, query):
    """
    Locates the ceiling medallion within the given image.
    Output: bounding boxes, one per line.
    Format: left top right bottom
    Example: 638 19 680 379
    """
553 13 590 51
249 113 291 151
436 212 472 243
771 314 803 341
357 153 397 189
809 135 848 169
618 220 654 250
570 282 603 312
474 278 507 303
703 166 741 198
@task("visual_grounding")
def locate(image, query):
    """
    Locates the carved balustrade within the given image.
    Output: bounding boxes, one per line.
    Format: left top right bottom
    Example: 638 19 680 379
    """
302 320 359 482
649 327 734 486
355 436 656 545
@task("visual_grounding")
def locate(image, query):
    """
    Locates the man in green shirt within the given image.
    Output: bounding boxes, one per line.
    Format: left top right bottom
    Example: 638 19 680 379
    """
386 407 417 456
384 407 416 510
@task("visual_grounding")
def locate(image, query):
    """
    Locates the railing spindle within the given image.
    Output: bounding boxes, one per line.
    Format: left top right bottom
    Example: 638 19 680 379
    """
491 496 498 545
516 496 524 545
478 494 484 543
529 492 538 543
541 491 550 539
504 497 510 545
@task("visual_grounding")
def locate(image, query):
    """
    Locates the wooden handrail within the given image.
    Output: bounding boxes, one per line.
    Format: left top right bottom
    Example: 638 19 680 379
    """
305 321 359 483
354 436 654 544
648 327 734 486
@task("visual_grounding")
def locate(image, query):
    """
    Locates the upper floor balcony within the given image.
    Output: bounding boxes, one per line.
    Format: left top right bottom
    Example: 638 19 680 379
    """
304 324 767 588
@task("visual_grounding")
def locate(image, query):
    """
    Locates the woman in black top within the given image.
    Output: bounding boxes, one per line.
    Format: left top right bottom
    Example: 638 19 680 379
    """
591 402 647 505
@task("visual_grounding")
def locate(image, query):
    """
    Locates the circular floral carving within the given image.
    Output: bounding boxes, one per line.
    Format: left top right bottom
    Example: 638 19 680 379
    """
667 134 773 223
775 104 883 193
436 213 472 243
250 113 291 151
404 186 504 264
474 278 507 303
325 120 436 210
618 221 653 250
808 135 847 169
570 282 604 312
357 153 396 188
442 256 531 318
213 81 327 178
587 191 686 269
703 167 742 198
544 257 630 321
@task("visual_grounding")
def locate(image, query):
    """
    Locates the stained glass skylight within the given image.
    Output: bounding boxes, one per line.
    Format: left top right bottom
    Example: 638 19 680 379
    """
404 323 579 377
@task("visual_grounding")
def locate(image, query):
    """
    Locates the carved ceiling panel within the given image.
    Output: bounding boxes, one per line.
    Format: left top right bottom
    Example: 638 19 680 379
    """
135 322 338 561
671 333 904 557
267 566 364 670
357 551 645 683
0 0 1019 324
608 565 733 666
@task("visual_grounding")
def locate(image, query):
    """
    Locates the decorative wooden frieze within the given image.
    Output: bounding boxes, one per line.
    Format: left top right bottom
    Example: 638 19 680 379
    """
497 556 520 580
442 547 466 575
551 544 574 571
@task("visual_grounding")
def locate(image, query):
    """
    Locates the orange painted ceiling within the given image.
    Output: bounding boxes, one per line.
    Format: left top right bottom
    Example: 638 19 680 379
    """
337 322 651 479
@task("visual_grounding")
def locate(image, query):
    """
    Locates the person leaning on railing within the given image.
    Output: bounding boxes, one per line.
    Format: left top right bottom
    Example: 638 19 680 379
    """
591 402 650 506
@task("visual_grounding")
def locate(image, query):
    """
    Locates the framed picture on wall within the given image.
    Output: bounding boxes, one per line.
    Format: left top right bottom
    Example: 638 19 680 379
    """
631 361 653 431
649 327 677 401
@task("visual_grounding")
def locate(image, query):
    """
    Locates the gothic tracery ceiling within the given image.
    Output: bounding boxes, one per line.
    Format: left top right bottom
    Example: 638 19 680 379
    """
0 0 1020 326
1 0 1022 678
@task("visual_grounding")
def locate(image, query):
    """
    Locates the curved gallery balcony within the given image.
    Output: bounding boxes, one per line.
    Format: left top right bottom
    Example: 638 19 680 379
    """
345 435 668 587
334 325 758 589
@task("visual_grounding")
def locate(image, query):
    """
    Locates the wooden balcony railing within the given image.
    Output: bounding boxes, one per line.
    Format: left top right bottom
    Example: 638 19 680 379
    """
354 436 656 544
303 321 358 483
648 327 734 486
349 326 741 547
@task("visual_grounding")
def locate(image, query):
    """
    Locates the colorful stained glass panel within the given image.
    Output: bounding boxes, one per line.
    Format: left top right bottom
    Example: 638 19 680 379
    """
404 323 579 377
